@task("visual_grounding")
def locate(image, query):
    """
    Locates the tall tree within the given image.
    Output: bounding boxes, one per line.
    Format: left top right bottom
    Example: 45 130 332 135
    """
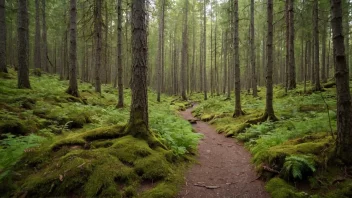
288 0 296 89
181 0 188 101
157 0 166 102
116 0 124 108
262 0 277 121
126 0 149 138
331 0 352 164
0 0 6 73
67 0 79 97
18 0 30 89
250 0 257 96
203 0 207 100
41 0 48 72
233 0 243 117
313 0 322 91
34 0 41 70
94 0 102 93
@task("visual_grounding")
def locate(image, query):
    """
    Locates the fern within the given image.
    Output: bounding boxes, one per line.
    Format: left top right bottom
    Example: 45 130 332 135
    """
282 155 316 180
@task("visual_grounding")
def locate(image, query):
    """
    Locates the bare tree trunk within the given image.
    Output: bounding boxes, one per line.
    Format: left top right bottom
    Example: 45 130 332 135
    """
331 0 352 165
157 0 165 102
126 0 149 138
18 0 30 88
250 0 257 96
262 0 277 121
313 0 322 91
181 0 188 101
322 21 327 83
34 0 41 70
116 0 124 107
203 0 207 100
233 0 243 117
41 0 48 72
288 0 296 89
285 0 289 92
67 0 79 97
0 0 7 73
94 0 102 93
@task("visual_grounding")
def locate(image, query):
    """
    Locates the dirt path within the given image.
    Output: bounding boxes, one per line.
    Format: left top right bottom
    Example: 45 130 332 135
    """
177 106 269 198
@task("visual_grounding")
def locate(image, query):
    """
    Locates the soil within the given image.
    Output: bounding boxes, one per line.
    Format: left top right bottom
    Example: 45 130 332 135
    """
177 106 270 198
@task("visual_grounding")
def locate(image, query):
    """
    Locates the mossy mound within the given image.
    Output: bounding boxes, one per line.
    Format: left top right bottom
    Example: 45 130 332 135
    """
1 125 185 198
254 134 334 171
266 178 310 198
216 123 250 137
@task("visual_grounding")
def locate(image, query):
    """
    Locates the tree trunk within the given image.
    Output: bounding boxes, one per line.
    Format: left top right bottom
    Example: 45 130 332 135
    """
313 0 321 91
322 21 327 83
203 0 207 100
181 0 188 101
34 0 41 70
66 0 79 97
250 0 257 96
0 0 6 73
331 0 352 165
116 0 124 108
157 0 165 102
288 0 296 89
263 0 277 121
41 0 48 72
233 0 243 117
126 0 149 138
18 0 30 89
94 0 102 93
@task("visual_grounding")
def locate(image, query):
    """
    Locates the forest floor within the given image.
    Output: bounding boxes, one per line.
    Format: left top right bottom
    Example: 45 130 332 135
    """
178 105 269 198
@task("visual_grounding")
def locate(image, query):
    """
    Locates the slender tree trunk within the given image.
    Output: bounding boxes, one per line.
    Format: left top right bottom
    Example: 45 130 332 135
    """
203 0 207 100
41 0 48 72
126 0 149 138
263 0 277 121
250 0 257 96
313 0 321 91
331 0 352 165
288 0 296 89
322 21 327 83
94 0 102 93
18 0 30 88
285 0 289 92
233 0 243 117
0 0 7 73
157 0 165 102
34 0 41 70
67 0 79 97
181 0 188 101
116 0 124 107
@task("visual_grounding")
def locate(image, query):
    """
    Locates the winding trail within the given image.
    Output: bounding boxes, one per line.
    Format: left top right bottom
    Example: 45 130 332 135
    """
178 106 269 198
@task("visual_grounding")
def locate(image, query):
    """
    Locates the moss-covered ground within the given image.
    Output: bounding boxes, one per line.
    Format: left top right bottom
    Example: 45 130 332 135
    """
192 82 352 197
0 69 202 197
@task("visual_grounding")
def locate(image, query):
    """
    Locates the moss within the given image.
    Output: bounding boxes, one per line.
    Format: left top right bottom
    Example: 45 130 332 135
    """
216 123 250 137
200 114 215 122
325 180 352 198
82 124 126 141
0 119 37 136
134 153 171 180
141 182 176 198
266 178 309 198
298 104 326 112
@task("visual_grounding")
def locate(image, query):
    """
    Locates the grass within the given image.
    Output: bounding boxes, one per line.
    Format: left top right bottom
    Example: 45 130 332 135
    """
0 68 202 197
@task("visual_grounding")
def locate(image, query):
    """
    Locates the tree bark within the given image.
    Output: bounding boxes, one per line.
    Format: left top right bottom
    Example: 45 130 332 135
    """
313 0 322 91
250 0 257 96
263 0 277 120
41 0 48 72
288 0 296 89
126 0 149 138
94 0 102 93
233 0 243 117
203 0 207 100
322 21 327 83
17 0 30 89
0 0 6 73
157 0 165 102
116 0 124 108
331 0 352 165
181 0 188 101
34 0 41 70
67 0 79 97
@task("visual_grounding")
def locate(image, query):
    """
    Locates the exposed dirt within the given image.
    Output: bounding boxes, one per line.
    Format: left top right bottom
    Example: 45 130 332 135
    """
178 106 270 198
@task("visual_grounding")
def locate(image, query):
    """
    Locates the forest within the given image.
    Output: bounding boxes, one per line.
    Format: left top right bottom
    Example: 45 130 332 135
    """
0 0 352 197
